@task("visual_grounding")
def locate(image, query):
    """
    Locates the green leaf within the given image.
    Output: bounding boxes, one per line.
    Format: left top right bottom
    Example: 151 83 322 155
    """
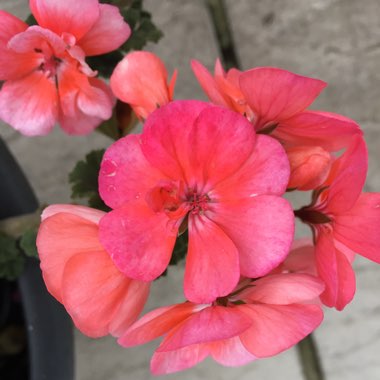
20 228 39 259
69 149 110 211
0 233 25 280
25 14 37 26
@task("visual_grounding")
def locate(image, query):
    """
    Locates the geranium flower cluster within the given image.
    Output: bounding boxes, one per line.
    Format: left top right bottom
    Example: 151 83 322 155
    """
3 1 380 376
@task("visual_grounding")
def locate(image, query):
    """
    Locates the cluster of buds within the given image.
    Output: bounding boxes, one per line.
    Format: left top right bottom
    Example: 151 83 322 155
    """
1 0 379 375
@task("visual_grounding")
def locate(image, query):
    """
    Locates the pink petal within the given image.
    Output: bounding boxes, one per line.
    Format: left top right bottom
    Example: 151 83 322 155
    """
185 216 240 303
140 100 209 179
187 105 256 190
240 273 324 305
118 303 196 347
58 61 113 134
151 344 209 375
41 204 105 223
0 11 27 44
0 11 36 80
281 240 317 276
157 306 252 351
326 136 368 214
211 134 289 200
240 303 323 357
108 279 151 337
61 250 132 337
30 0 100 40
78 4 130 56
315 230 356 310
239 67 326 129
8 25 66 55
0 71 57 135
210 196 294 278
37 212 104 302
273 111 362 151
334 193 380 263
209 337 257 366
99 134 166 209
98 202 177 281
191 59 231 108
111 51 172 119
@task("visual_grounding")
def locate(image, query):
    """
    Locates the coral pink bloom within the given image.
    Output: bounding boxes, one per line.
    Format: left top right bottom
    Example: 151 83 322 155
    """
37 204 150 337
110 51 177 120
119 273 324 374
191 58 253 119
296 136 380 310
98 100 294 303
0 1 130 135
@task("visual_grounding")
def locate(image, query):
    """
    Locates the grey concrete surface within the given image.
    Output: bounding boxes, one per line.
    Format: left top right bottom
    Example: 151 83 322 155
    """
1 0 380 379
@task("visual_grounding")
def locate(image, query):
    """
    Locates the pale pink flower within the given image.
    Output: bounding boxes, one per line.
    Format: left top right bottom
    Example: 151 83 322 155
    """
37 204 150 337
98 100 294 303
0 0 131 135
296 136 380 309
119 273 324 375
110 51 177 120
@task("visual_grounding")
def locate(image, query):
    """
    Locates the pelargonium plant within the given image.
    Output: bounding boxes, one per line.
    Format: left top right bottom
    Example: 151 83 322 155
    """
1 0 380 376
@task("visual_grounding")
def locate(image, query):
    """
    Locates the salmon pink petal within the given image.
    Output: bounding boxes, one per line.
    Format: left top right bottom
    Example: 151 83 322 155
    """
119 303 196 347
191 59 231 108
37 212 104 302
140 100 209 179
185 215 240 303
59 110 102 135
210 337 257 366
111 51 173 119
211 135 289 200
240 304 323 357
158 306 252 351
327 136 368 214
61 250 132 337
239 67 326 129
30 0 99 40
99 202 177 281
151 345 209 375
0 11 27 43
41 204 104 223
108 280 151 337
186 106 255 190
334 193 380 263
210 196 294 278
273 111 362 151
315 231 356 310
99 134 166 209
240 273 324 304
8 25 66 55
0 71 57 136
282 241 317 275
78 4 131 56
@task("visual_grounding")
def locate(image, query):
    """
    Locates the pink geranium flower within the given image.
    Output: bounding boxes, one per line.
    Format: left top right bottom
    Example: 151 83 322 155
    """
119 273 324 374
37 204 150 337
296 136 380 309
0 0 131 136
110 51 177 120
192 60 362 189
98 100 294 303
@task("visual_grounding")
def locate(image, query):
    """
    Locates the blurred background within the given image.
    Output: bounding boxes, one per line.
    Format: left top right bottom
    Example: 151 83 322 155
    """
1 0 380 379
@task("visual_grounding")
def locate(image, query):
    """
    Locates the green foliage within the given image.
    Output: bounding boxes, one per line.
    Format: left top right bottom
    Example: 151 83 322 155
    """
20 228 39 259
69 149 110 211
0 233 25 281
25 14 37 26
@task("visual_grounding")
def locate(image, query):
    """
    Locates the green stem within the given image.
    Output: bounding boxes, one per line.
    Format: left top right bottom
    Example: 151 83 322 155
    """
204 0 240 70
296 334 325 380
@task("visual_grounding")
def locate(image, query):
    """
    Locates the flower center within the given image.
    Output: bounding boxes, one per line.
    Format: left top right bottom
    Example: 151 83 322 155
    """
35 48 62 78
186 189 210 215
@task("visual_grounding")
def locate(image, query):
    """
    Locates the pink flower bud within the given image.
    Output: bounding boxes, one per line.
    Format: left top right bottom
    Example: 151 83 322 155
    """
287 146 332 190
